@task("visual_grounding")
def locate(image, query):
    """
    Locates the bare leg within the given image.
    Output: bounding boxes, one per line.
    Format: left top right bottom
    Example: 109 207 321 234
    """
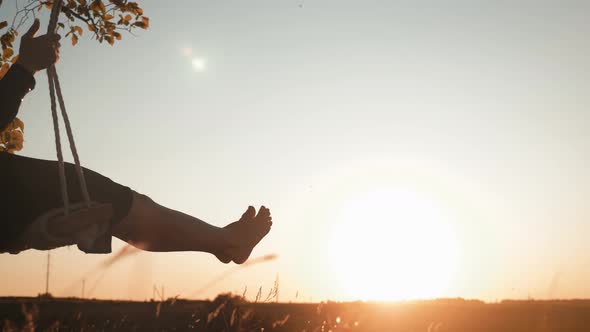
112 192 272 263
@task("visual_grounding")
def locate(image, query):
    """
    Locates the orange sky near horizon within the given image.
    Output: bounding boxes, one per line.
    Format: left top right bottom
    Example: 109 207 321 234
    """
1 0 590 303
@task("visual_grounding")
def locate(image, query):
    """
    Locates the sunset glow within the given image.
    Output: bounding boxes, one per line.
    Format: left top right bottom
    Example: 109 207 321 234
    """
2 1 590 308
330 189 459 301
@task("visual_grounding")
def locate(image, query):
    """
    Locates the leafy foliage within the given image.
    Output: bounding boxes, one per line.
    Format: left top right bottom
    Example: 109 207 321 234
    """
0 118 25 153
0 0 148 153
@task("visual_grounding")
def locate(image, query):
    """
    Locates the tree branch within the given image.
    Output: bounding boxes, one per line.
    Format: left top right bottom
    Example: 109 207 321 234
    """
60 6 90 24
11 1 42 31
60 5 100 40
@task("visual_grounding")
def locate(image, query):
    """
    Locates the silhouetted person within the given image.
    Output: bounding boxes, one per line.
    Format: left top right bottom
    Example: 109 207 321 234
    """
0 20 272 263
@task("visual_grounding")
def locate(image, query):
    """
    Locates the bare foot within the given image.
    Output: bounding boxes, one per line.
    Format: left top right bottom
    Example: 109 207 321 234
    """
215 206 272 264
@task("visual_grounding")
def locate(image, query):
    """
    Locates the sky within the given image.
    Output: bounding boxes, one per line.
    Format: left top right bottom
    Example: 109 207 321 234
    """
1 0 590 302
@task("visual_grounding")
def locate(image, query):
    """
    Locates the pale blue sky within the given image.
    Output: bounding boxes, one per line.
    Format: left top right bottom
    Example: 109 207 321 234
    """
1 0 590 301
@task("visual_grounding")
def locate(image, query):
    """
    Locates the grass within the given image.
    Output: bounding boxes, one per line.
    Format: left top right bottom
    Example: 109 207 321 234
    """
2 296 590 331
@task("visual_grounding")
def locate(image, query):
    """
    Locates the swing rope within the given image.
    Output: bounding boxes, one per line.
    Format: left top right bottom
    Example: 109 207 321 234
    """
47 0 92 215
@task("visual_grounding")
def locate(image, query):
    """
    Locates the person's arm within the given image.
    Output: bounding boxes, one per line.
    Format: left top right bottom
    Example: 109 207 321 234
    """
0 64 36 130
0 19 60 131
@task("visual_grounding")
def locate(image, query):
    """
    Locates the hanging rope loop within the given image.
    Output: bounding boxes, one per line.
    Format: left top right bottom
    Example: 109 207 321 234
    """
47 0 92 215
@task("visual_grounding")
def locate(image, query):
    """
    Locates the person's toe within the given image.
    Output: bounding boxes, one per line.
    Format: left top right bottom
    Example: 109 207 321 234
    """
255 206 271 222
254 206 272 237
239 206 256 222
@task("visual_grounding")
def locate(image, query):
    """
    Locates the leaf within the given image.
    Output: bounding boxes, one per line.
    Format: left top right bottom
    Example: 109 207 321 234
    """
89 0 104 13
1 32 15 49
2 47 13 61
0 119 26 153
0 21 7 30
0 63 9 79
9 130 23 145
74 26 83 36
71 34 78 46
13 118 24 132
105 35 114 45
98 0 106 13
104 14 114 20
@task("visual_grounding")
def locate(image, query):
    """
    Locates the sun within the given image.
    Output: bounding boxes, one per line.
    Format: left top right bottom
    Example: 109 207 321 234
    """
330 188 460 301
191 57 207 72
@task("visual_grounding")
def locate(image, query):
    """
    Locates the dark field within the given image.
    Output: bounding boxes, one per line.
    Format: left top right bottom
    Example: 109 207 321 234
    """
2 297 590 331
